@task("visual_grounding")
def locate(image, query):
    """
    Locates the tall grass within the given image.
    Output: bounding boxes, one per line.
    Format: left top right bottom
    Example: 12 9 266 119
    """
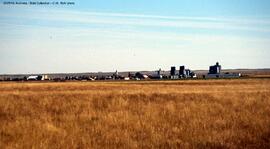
0 79 270 148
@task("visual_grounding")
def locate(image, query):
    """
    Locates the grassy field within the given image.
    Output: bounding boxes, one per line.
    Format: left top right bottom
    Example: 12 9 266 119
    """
0 79 270 148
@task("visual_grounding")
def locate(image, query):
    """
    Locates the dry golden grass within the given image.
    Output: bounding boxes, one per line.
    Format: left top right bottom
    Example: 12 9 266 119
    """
0 79 270 149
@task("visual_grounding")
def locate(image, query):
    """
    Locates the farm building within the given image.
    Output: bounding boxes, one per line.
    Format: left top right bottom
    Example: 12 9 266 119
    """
27 76 41 81
206 62 241 78
150 68 163 79
27 75 50 81
170 65 196 79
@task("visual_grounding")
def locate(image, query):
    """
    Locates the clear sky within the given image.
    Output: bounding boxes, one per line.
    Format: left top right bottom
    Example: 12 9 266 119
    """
0 0 270 74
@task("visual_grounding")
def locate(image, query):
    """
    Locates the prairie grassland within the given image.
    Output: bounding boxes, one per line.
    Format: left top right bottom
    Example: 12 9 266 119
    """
0 79 270 149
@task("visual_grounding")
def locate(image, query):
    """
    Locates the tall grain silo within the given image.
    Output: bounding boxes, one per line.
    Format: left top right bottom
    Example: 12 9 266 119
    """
209 62 222 74
179 66 186 76
170 66 176 76
157 68 161 76
216 62 221 74
185 69 191 77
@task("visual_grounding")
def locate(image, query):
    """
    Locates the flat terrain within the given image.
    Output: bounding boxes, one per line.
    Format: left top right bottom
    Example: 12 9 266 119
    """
0 79 270 148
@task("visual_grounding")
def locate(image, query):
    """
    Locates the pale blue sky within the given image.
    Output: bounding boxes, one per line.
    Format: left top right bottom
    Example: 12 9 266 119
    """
0 0 270 74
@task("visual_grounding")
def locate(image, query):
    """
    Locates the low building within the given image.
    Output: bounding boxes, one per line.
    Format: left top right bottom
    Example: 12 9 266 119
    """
150 68 163 79
27 76 41 80
42 75 50 80
124 77 130 80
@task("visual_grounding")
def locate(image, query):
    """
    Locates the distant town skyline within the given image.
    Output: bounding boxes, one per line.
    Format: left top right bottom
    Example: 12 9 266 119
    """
0 0 270 74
